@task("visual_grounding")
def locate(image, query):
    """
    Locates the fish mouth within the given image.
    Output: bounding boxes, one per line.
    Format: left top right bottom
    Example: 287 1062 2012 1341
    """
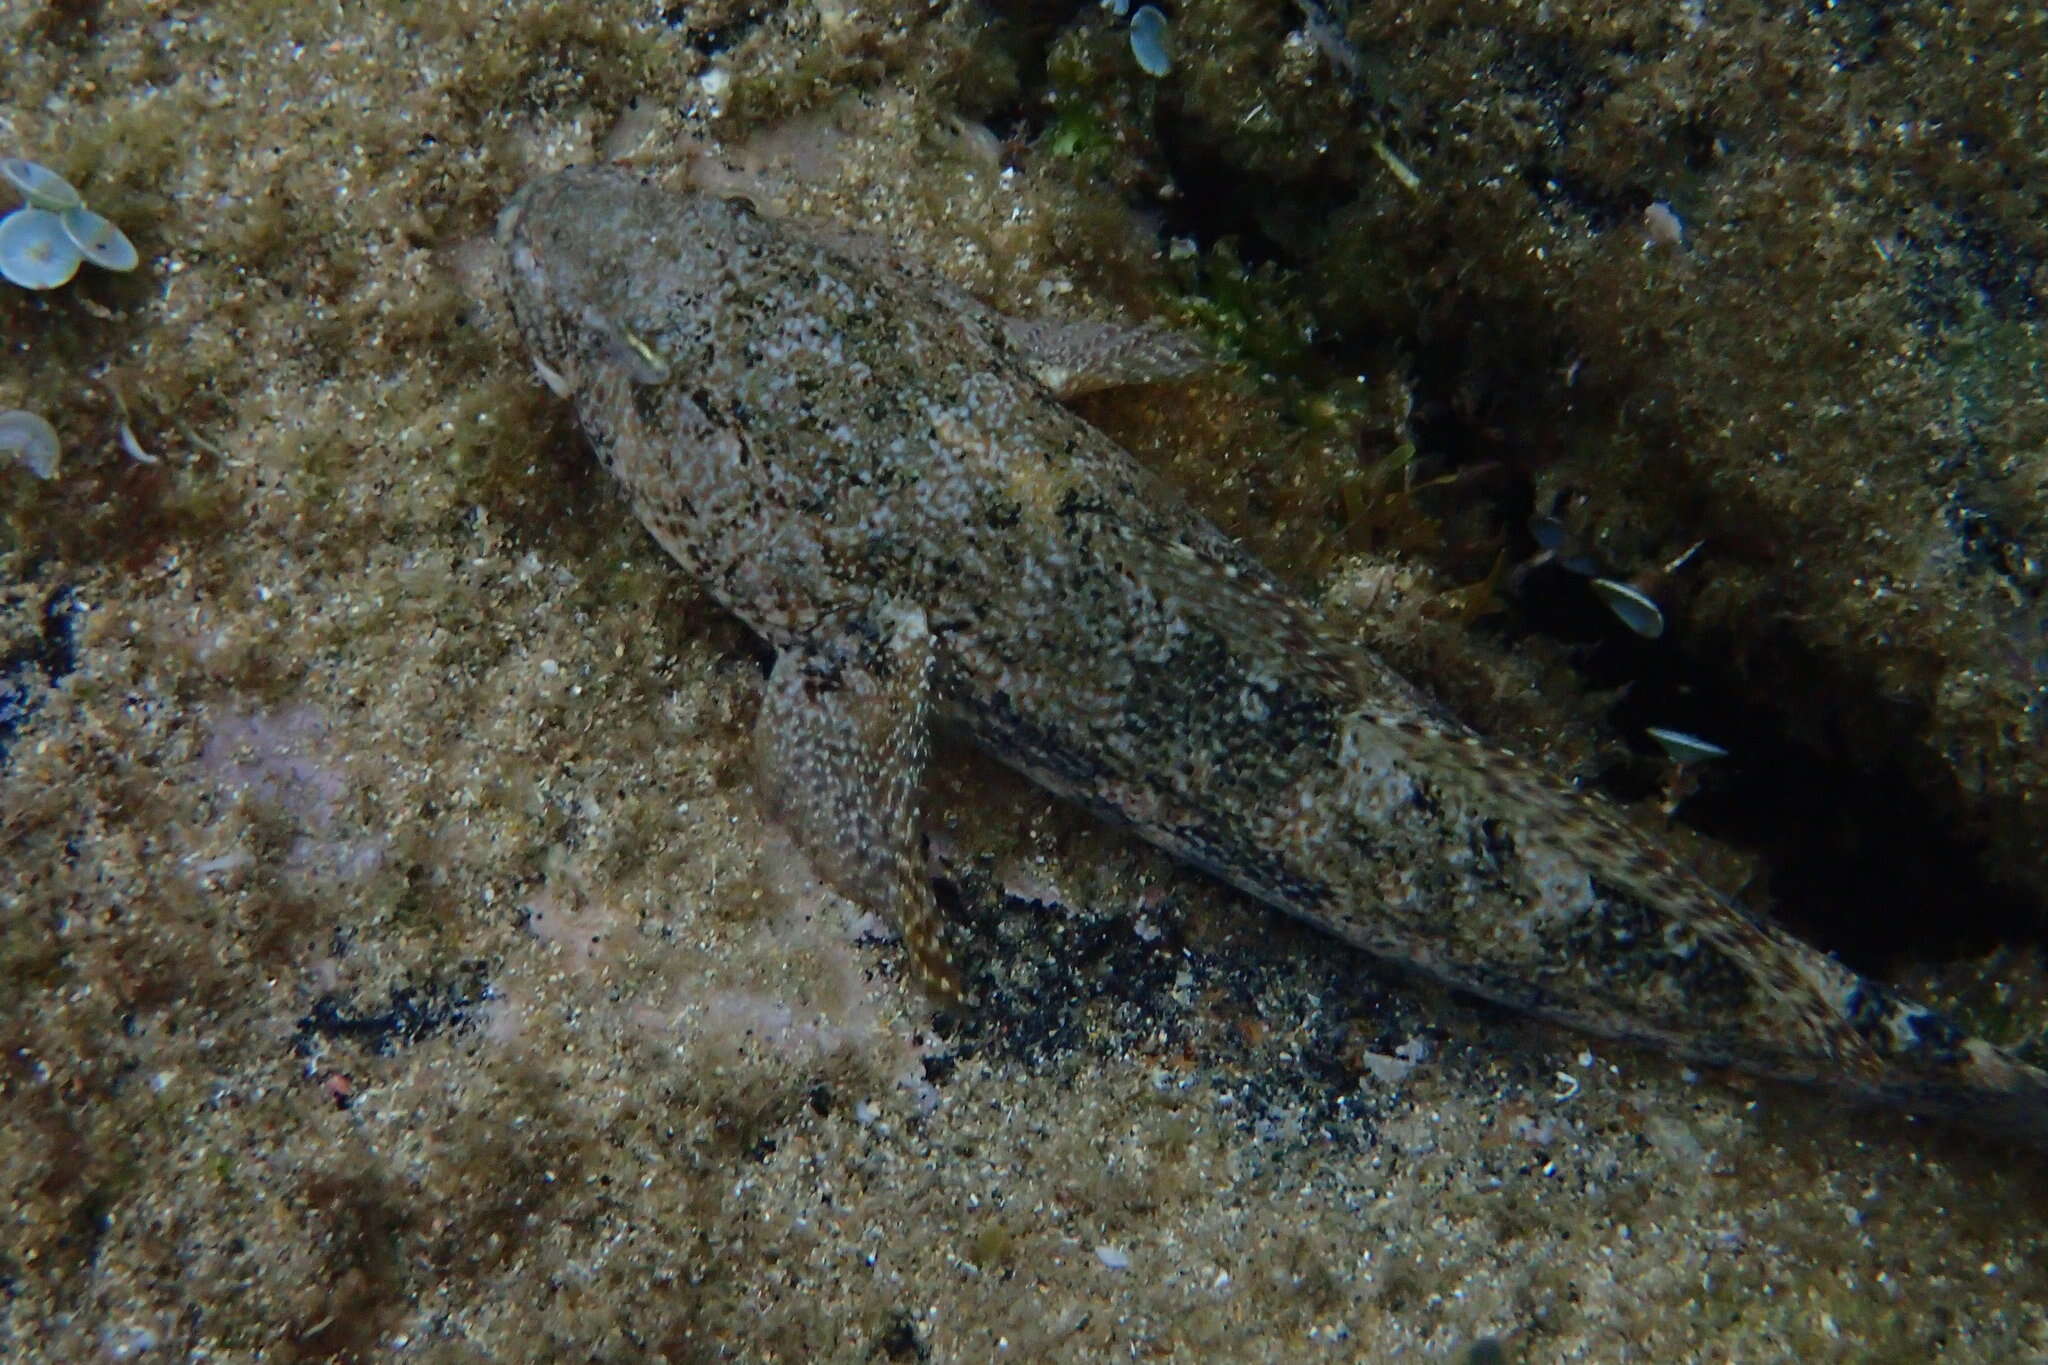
495 178 551 311
494 171 557 249
496 176 583 400
494 182 529 242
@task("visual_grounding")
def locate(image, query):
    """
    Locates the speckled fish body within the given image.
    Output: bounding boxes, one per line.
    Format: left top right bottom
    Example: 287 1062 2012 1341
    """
500 165 2048 1145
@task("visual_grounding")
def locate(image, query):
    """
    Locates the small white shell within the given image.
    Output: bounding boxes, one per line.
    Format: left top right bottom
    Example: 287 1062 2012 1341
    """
1590 577 1666 638
0 207 83 289
1129 5 1173 77
1 157 83 213
1645 727 1729 764
0 408 62 479
61 205 139 272
1644 201 1685 248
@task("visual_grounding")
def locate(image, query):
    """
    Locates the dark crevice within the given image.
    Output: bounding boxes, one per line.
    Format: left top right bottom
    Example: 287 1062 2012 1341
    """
1502 528 2042 975
294 962 493 1057
1032 0 2046 974
0 585 83 766
665 1 771 59
25 0 103 54
1149 107 1349 271
972 0 1104 147
1520 166 1653 236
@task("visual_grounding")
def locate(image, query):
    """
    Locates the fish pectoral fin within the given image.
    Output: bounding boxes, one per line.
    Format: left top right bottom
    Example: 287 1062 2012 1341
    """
753 604 972 1006
800 226 1215 397
1001 315 1217 398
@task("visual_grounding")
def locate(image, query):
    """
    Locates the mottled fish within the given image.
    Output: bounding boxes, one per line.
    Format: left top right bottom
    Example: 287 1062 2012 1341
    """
499 164 2048 1146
